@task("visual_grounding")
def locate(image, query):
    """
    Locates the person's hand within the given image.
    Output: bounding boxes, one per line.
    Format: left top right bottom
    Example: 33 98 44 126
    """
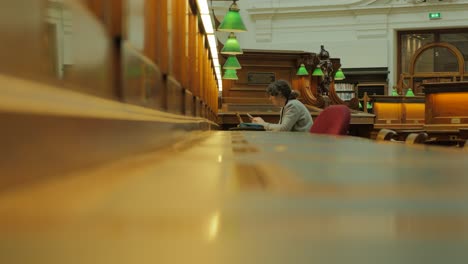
252 117 266 124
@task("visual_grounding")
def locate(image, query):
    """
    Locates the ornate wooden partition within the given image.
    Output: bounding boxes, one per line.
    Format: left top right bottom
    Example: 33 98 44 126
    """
220 49 351 111
398 42 466 95
218 49 374 136
221 49 316 111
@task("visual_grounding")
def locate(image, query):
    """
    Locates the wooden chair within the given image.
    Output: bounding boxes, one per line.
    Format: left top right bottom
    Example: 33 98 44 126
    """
376 129 398 141
376 129 428 145
405 132 429 145
309 105 351 135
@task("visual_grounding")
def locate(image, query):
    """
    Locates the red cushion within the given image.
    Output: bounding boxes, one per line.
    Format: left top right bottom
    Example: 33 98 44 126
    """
310 105 351 135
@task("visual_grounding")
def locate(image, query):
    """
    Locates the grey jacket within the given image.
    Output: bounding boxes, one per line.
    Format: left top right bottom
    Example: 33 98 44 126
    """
264 99 313 132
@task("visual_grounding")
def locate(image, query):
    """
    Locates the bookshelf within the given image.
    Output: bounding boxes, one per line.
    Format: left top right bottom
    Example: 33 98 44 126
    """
334 82 357 101
340 67 389 97
357 82 387 98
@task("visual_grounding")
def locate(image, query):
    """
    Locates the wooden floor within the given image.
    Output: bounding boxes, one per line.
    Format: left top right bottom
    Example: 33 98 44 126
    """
1 131 467 264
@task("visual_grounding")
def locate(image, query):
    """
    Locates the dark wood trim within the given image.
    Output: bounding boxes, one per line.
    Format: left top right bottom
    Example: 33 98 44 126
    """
370 95 425 103
423 81 468 94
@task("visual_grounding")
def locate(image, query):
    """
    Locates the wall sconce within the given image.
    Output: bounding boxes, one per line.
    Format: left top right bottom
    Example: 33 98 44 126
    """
334 68 345 80
296 46 343 96
312 67 324 76
296 63 309 76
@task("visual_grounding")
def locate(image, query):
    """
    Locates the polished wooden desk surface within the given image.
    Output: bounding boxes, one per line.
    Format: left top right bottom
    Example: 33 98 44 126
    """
218 110 375 125
0 131 468 264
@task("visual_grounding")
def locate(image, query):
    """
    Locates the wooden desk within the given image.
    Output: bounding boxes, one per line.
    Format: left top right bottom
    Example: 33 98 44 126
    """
218 110 375 137
424 82 468 131
371 95 425 130
1 131 467 264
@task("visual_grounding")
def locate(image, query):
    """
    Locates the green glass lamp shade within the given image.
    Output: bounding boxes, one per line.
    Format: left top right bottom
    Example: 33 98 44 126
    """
223 69 238 80
221 33 242 55
391 88 399 96
223 56 241 70
367 102 373 109
359 101 363 108
406 88 415 96
312 67 324 76
334 68 345 80
296 64 309 76
218 2 247 32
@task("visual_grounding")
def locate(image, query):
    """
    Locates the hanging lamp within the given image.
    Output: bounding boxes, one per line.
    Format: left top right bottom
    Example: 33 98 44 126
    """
223 69 239 80
223 56 241 69
221 32 242 55
218 0 247 32
312 67 324 76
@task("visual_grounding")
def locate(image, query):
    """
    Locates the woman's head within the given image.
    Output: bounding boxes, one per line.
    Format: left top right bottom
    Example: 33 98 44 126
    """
266 80 298 106
266 80 291 98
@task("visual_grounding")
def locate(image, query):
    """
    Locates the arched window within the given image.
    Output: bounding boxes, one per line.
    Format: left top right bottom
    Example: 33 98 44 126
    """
398 29 468 78
414 46 459 73
397 42 465 95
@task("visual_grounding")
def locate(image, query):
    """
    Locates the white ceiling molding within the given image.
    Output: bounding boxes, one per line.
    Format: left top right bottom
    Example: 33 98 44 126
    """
246 0 466 16
247 0 380 9
245 0 468 44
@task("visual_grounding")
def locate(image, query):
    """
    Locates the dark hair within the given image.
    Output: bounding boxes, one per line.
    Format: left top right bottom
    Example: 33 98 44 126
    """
266 80 299 100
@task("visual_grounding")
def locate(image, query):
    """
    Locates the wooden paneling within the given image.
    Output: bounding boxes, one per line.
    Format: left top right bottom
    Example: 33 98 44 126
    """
0 1 48 79
184 89 195 116
404 103 425 123
117 0 217 117
170 0 185 82
223 50 309 100
187 8 197 94
220 49 350 110
166 76 184 114
121 42 166 109
60 2 116 98
85 0 123 99
0 73 215 190
156 0 169 74
424 82 468 130
144 0 158 62
1 1 115 98
1 0 224 137
371 96 425 130
374 103 402 124
430 93 468 121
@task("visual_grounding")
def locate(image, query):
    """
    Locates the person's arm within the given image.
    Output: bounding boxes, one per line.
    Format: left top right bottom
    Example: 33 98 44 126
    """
263 103 300 131
252 116 266 125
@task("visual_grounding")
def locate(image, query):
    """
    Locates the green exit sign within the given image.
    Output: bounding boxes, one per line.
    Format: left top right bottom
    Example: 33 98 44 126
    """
429 13 441 20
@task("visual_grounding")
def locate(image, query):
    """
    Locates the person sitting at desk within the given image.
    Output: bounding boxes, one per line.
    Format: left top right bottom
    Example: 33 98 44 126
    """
252 80 313 132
